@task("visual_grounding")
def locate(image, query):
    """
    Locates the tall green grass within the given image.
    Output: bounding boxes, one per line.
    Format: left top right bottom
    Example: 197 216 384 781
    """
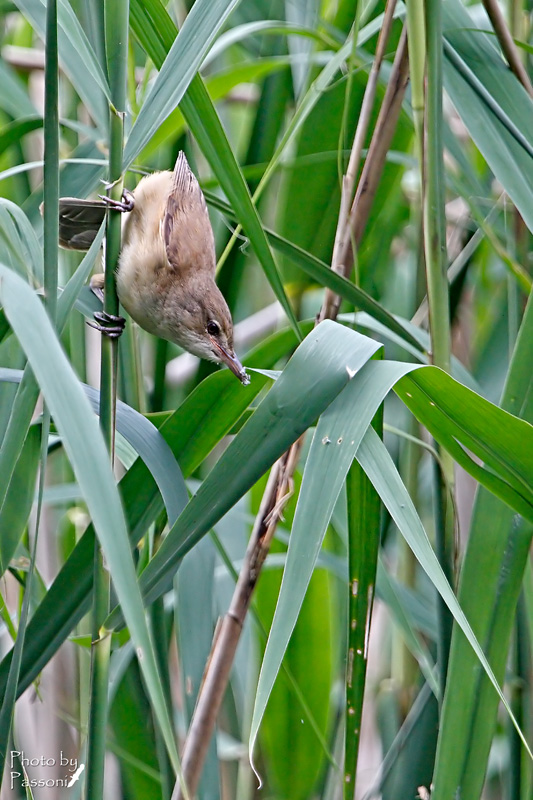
0 1 532 799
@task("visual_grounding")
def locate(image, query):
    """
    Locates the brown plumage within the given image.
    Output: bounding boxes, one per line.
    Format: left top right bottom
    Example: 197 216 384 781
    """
61 152 248 384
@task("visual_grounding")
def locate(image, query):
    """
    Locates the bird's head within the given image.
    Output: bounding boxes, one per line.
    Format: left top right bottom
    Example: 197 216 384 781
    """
169 283 249 385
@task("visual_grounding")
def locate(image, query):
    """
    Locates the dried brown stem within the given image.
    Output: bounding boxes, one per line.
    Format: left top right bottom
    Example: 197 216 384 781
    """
481 0 533 97
172 23 410 800
173 445 301 800
321 26 409 321
321 0 398 320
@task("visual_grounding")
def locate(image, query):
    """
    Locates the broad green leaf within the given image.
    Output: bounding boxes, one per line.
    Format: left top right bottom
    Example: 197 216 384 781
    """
84 386 188 527
431 287 533 800
129 0 301 340
113 332 533 622
255 547 334 800
109 663 162 800
206 60 290 102
249 358 412 766
356 426 531 758
0 60 38 118
346 312 480 392
0 116 43 155
12 0 109 129
0 370 268 700
0 424 40 575
0 265 180 775
123 0 243 165
175 537 220 800
443 0 533 235
0 200 43 285
134 321 381 609
396 368 533 519
0 225 105 527
203 20 333 69
204 190 424 353
138 59 290 161
250 354 533 766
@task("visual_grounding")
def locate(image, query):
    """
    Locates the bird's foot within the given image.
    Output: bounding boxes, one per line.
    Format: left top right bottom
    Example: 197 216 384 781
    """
87 310 126 339
97 188 135 213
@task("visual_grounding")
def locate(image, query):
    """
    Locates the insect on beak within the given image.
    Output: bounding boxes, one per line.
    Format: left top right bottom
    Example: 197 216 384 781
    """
209 337 250 385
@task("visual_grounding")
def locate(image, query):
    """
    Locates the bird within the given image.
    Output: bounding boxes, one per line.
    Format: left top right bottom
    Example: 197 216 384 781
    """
58 152 249 385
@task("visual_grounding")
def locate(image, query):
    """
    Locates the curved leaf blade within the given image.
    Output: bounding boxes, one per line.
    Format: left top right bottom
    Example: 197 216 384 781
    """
396 367 533 518
357 427 532 759
249 359 413 766
136 321 381 607
0 265 180 775
128 0 301 341
12 0 109 129
84 387 188 527
0 370 268 700
443 0 533 234
124 0 243 165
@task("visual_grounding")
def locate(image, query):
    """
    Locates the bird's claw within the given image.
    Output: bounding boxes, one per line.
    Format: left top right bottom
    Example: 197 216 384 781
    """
87 310 126 339
98 189 135 213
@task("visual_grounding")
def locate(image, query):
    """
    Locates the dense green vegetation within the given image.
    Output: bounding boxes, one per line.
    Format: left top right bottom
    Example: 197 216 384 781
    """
0 1 532 798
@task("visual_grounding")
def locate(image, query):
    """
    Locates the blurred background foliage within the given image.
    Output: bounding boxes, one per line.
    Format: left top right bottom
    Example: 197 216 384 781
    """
0 0 532 799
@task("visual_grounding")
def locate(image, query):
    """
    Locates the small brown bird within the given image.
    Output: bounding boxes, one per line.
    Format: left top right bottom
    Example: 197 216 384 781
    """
58 152 249 384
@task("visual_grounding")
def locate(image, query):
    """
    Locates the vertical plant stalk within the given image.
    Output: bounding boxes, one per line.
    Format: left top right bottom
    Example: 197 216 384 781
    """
393 417 422 691
86 3 128 798
423 1 450 374
43 0 59 326
320 0 398 320
405 0 426 179
172 27 410 800
344 416 383 799
151 593 174 800
423 0 455 687
509 598 527 800
0 0 59 782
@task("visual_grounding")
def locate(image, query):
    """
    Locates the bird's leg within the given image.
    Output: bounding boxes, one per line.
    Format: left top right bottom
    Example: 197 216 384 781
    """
90 274 105 304
97 188 135 213
85 184 131 338
88 273 126 338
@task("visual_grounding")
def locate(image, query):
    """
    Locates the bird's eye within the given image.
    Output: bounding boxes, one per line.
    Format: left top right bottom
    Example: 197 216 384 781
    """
206 320 220 336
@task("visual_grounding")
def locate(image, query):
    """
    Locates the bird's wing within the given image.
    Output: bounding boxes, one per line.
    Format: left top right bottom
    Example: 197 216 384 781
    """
163 151 216 273
57 197 107 250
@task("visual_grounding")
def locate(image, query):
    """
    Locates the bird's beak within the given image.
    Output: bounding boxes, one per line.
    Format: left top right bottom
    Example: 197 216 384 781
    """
210 338 250 385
